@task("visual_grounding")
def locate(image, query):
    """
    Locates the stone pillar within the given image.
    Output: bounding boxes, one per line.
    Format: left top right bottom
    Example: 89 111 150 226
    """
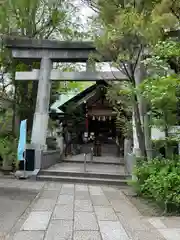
31 58 52 149
132 110 141 157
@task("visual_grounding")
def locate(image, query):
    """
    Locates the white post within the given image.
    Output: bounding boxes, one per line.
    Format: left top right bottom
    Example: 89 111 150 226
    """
31 58 52 149
132 110 141 157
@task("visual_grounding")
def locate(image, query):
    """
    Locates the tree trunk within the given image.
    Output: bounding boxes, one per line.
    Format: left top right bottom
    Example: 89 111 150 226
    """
133 96 147 158
12 83 17 136
11 62 18 136
144 106 153 159
164 112 170 158
134 62 152 159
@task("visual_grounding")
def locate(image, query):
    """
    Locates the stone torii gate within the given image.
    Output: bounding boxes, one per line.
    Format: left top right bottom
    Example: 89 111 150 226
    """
5 38 127 152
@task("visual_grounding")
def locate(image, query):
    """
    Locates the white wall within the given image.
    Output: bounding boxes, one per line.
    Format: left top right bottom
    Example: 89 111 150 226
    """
151 126 180 140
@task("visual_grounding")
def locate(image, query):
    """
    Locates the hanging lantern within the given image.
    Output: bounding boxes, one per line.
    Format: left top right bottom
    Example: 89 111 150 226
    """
103 116 106 121
98 116 101 121
109 116 112 121
92 116 95 120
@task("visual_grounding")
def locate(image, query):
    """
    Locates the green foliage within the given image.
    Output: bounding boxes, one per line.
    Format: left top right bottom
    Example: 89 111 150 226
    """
140 75 180 131
153 139 178 149
131 157 180 212
0 0 85 132
0 108 13 134
90 0 179 158
152 138 179 158
0 135 17 167
106 82 132 138
143 40 180 76
153 41 180 59
92 0 178 73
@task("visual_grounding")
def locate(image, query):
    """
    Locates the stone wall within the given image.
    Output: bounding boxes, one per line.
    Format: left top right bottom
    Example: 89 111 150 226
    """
41 150 62 169
124 138 135 175
125 153 136 176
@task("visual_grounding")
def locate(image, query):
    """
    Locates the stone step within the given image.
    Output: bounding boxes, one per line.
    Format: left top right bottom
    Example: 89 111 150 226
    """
63 159 123 165
39 170 129 180
37 175 128 186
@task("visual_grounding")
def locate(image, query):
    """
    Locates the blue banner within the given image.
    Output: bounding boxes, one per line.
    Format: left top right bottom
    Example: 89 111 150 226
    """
17 119 27 161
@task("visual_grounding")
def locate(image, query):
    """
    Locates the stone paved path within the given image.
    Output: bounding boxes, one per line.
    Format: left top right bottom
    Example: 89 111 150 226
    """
6 182 180 240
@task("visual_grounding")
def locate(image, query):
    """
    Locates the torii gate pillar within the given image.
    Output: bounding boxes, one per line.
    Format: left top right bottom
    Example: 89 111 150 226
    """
31 58 52 149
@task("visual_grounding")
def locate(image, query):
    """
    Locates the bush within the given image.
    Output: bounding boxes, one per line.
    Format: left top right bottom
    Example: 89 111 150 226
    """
131 157 180 213
152 139 179 158
0 135 18 171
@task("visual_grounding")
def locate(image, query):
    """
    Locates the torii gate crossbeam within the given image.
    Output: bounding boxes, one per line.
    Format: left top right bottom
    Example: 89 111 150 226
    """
5 37 126 153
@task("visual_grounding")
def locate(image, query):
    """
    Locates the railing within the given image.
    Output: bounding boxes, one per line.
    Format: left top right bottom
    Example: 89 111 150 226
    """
84 153 87 172
84 147 94 172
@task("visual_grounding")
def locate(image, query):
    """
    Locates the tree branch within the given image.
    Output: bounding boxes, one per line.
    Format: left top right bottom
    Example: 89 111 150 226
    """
133 44 143 75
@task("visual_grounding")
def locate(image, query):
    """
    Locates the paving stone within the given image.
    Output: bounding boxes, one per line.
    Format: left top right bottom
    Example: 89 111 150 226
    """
32 199 56 211
52 205 73 220
104 191 126 201
99 221 129 240
60 185 74 195
40 190 59 200
161 217 180 228
74 212 98 230
75 184 88 191
111 200 140 216
148 218 166 229
91 195 110 206
75 190 90 200
94 206 118 221
117 213 154 232
89 186 104 195
45 220 73 240
75 200 93 212
57 194 74 205
44 182 62 190
73 231 101 240
62 184 74 188
13 231 44 240
21 211 51 231
158 228 180 240
102 186 117 192
0 191 37 235
130 229 166 240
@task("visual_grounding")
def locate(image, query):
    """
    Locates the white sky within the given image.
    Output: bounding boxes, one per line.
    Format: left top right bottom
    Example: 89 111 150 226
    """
76 2 118 72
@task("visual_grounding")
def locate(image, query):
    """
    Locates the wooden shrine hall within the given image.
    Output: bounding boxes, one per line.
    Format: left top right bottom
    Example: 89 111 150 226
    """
52 80 124 158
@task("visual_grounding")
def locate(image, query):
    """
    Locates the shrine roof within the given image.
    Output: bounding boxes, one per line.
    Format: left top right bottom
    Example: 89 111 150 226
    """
50 91 79 113
58 80 109 111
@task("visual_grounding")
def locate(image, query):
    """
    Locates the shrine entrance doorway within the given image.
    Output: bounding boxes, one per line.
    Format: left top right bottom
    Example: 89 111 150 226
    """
88 116 118 157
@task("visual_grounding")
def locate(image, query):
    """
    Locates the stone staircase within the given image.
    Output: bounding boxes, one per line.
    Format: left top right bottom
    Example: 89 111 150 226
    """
37 160 130 186
63 155 124 165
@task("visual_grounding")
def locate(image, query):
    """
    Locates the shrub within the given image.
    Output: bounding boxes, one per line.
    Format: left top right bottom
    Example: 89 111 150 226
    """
0 135 18 170
131 157 180 213
152 139 179 158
